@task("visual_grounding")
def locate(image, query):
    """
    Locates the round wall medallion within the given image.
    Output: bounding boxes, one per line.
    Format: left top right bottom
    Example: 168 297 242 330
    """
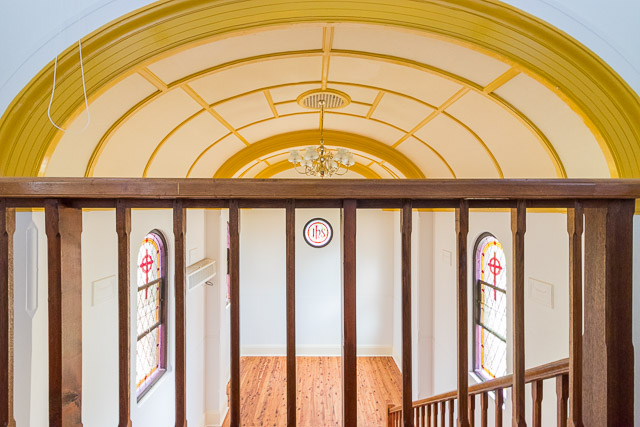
303 218 333 248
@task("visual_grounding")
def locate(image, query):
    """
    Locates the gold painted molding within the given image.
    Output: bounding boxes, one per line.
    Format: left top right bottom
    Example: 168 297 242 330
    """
254 159 382 179
0 0 638 177
213 130 425 179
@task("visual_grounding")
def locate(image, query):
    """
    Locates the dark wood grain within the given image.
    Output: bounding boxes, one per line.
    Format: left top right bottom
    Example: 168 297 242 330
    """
45 200 83 426
455 200 469 427
0 202 15 427
433 401 439 427
583 200 635 426
2 178 640 200
229 200 240 427
285 200 296 427
566 203 583 427
556 374 568 427
448 400 454 427
532 380 543 427
511 201 526 427
468 393 475 427
401 201 413 427
480 392 488 427
173 200 187 427
116 201 132 427
342 199 357 427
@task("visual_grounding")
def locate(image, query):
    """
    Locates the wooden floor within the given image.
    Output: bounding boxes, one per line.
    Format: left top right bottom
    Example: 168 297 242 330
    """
222 356 402 427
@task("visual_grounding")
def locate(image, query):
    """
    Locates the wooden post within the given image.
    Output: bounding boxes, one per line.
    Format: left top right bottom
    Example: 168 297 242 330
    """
229 200 241 427
285 200 296 426
342 199 357 427
173 200 187 427
480 392 488 427
583 200 635 426
45 200 83 426
387 404 394 427
401 201 413 427
0 202 15 427
532 380 543 427
448 399 454 427
440 401 446 427
511 200 526 427
556 374 568 427
433 401 439 427
116 201 132 427
567 203 583 427
495 389 503 427
455 200 469 427
468 394 475 427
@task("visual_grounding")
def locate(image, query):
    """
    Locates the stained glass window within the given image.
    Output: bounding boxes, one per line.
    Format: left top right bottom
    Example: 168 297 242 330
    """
136 230 167 399
473 233 507 381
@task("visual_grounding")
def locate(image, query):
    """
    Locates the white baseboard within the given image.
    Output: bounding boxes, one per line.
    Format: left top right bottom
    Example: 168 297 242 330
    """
240 345 393 357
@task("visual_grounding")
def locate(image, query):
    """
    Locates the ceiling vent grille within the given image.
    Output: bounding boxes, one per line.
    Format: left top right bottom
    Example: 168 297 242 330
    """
297 89 351 110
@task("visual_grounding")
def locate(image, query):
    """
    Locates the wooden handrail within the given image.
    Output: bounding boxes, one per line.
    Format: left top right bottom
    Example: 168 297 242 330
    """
388 358 568 413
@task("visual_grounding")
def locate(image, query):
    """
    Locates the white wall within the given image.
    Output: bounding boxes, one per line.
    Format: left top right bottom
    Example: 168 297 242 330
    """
13 209 210 427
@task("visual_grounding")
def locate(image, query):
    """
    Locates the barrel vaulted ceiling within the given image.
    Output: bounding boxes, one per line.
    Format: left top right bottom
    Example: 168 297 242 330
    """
42 23 611 179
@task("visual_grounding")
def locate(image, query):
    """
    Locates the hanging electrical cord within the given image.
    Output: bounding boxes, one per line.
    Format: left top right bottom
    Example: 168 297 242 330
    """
47 37 90 133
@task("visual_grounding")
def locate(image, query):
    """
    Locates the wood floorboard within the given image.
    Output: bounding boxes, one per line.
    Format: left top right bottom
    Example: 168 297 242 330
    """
222 356 402 427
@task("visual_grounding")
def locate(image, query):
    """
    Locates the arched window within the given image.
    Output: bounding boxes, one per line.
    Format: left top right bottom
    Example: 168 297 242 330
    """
473 233 507 381
136 230 168 399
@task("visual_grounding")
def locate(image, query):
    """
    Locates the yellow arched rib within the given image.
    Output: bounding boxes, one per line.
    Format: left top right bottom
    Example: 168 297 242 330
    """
212 130 424 179
254 160 382 179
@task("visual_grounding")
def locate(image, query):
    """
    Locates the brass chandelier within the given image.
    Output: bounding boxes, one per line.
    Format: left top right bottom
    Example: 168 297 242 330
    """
288 99 354 178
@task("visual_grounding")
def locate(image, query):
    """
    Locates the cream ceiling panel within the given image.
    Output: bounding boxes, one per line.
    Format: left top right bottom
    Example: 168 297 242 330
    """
332 24 511 87
371 93 434 132
369 162 397 179
323 113 405 145
240 114 319 143
215 92 274 129
234 160 262 178
269 83 320 103
145 111 230 178
275 101 308 116
326 83 379 104
92 89 202 177
188 57 322 104
395 137 454 178
381 162 405 179
339 103 370 117
147 26 323 84
329 56 463 106
494 74 609 177
189 134 246 178
45 73 157 177
414 115 500 178
238 160 269 178
446 91 558 178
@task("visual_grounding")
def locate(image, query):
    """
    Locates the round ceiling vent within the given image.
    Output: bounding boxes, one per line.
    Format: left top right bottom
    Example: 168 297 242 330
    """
297 89 351 110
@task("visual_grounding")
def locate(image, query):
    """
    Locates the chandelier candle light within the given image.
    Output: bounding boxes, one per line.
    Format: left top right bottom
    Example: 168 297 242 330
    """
288 98 355 177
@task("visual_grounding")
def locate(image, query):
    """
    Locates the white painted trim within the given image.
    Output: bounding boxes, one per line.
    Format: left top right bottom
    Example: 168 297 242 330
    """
240 345 393 357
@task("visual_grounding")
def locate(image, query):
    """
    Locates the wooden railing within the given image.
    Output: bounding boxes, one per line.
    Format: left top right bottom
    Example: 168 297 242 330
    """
0 178 637 427
387 358 569 427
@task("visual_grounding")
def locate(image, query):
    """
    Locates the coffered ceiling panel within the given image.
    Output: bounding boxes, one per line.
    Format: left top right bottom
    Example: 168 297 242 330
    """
395 137 455 178
326 83 379 104
323 114 405 146
494 73 610 178
145 111 230 178
46 73 157 177
332 24 512 87
147 26 323 84
240 114 319 144
215 92 274 129
269 83 320 103
371 93 434 132
188 134 246 178
93 88 202 177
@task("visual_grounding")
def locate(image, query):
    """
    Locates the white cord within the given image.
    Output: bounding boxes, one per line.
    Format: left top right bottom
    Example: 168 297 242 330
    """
47 38 90 133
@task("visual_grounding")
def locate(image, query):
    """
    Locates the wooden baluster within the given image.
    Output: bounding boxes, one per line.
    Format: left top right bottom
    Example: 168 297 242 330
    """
427 403 431 427
448 400 454 427
456 200 469 427
494 389 503 427
401 201 413 427
480 392 488 427
567 203 583 427
511 200 526 427
229 200 240 427
387 404 394 427
468 394 475 427
420 405 426 427
532 380 543 427
116 201 132 427
415 406 420 427
45 200 83 426
433 402 439 426
583 200 634 425
440 401 446 427
0 202 15 427
556 374 568 427
286 200 296 426
342 199 357 426
174 200 187 427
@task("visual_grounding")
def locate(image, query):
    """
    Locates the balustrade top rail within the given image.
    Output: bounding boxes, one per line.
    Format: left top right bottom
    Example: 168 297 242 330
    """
1 178 640 202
